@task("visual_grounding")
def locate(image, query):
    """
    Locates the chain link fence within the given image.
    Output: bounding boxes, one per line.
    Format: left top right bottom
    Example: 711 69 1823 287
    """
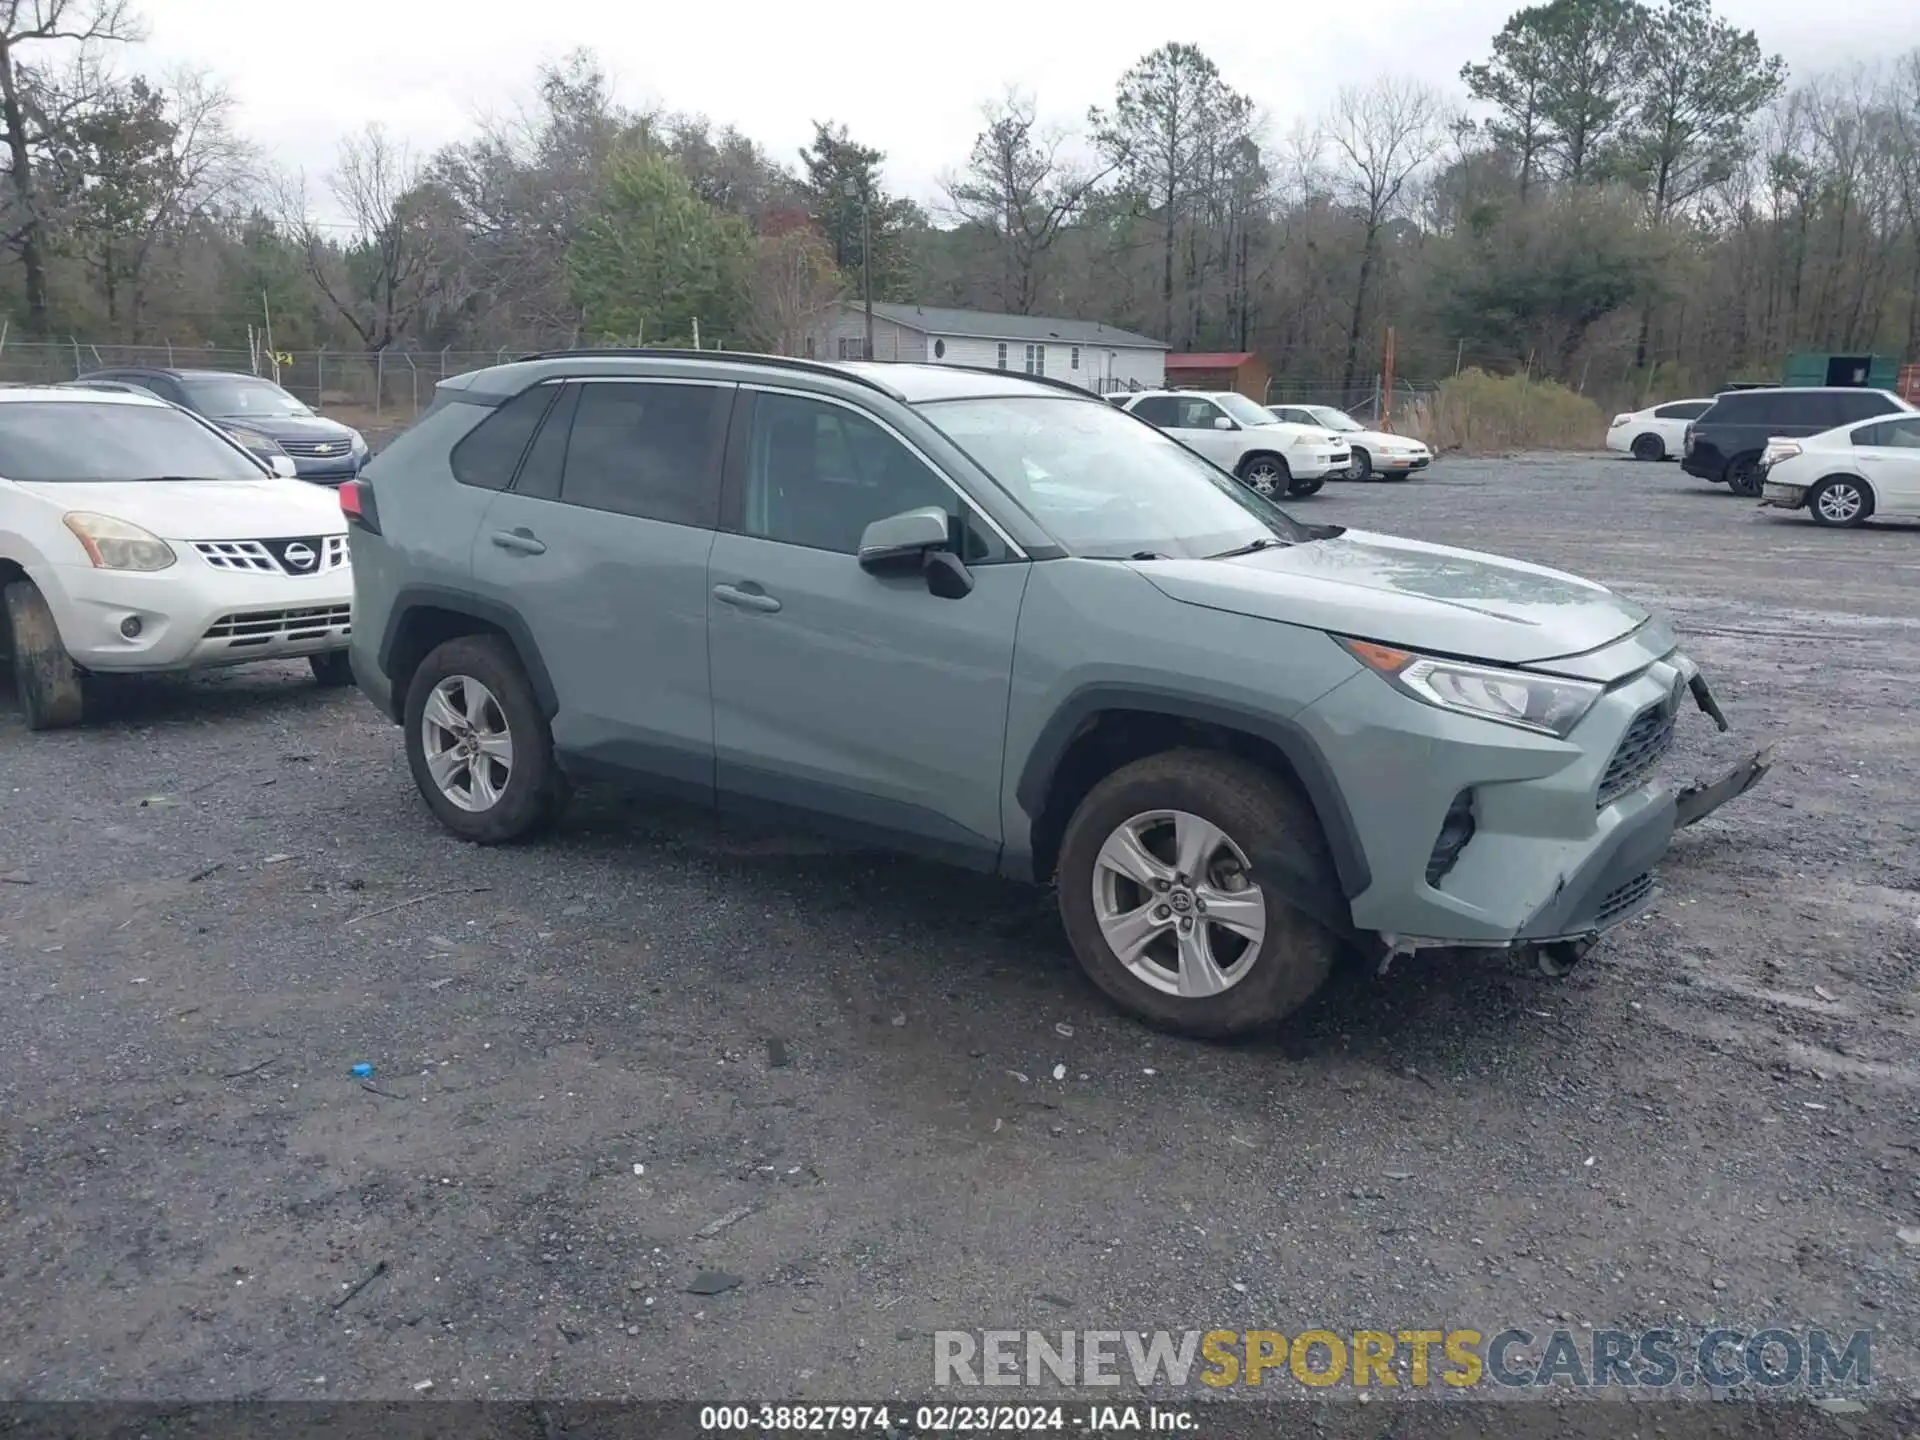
0 340 520 423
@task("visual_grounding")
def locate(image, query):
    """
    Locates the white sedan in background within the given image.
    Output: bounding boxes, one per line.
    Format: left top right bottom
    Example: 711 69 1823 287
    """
1758 411 1920 527
1267 404 1431 479
1605 398 1714 461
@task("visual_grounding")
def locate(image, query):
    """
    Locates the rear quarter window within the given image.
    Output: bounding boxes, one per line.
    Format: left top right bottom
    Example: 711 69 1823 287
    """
449 384 559 490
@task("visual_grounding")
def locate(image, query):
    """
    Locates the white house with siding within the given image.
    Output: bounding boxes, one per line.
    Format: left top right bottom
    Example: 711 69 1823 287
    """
806 303 1168 393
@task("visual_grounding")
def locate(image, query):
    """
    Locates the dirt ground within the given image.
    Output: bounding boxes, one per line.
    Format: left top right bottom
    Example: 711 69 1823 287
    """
1 452 1916 1422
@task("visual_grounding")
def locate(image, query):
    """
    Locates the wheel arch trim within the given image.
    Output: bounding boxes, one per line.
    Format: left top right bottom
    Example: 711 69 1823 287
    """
1014 683 1373 900
377 585 559 721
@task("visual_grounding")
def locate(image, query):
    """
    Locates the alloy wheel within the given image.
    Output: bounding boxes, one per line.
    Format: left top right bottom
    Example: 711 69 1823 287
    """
420 674 514 811
1242 460 1282 496
1090 808 1267 998
1815 480 1865 525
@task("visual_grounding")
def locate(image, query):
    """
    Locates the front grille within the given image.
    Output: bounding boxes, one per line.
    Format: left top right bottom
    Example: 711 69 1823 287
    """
278 438 354 459
1595 872 1655 928
203 604 351 648
1597 702 1676 807
1425 789 1477 887
193 536 348 576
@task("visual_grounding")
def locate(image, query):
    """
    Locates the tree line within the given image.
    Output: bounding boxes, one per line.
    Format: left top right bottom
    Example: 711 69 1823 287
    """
2 0 1916 404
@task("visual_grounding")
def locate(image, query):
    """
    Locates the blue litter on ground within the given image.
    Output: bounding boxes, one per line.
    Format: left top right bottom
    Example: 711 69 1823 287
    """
351 1063 374 1079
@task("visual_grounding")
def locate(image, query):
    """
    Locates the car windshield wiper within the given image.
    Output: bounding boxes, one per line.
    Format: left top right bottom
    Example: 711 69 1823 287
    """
1208 536 1288 559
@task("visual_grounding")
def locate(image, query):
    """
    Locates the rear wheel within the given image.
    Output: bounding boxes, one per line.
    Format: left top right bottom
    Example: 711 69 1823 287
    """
1288 475 1324 497
1056 750 1341 1039
403 634 568 843
1726 454 1764 497
1236 453 1288 498
1351 447 1373 480
1630 432 1665 462
1808 475 1872 528
3 580 83 731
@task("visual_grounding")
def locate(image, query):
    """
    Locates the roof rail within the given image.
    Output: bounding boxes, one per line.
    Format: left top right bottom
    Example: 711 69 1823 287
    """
507 346 899 397
929 363 1103 398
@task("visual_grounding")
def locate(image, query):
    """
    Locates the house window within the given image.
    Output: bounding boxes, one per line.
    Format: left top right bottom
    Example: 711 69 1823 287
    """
836 337 865 360
934 339 946 359
1025 343 1046 376
996 342 1008 370
1071 346 1080 370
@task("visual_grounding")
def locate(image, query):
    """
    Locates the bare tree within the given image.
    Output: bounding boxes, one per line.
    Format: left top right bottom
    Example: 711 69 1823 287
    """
285 124 464 351
944 89 1111 315
747 225 842 354
1324 77 1449 393
0 0 139 331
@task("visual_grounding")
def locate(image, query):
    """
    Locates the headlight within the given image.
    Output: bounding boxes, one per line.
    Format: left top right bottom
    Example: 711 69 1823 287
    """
63 512 177 571
349 430 368 452
225 425 284 456
1338 638 1602 738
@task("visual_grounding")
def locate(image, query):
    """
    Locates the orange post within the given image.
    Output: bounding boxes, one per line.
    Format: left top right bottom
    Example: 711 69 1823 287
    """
1381 327 1397 433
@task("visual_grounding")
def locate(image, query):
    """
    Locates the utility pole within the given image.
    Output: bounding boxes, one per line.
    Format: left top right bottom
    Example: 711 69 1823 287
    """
846 176 874 360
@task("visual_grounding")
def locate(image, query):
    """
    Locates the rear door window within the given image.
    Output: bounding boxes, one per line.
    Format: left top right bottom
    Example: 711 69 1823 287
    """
555 380 731 527
1835 390 1901 424
511 383 579 501
1654 401 1709 420
1129 396 1180 427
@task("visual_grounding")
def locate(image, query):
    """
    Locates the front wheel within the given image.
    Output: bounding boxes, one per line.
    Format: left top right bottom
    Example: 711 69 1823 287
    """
3 580 83 731
1056 749 1341 1038
1808 476 1872 528
1236 453 1289 498
403 634 569 843
1726 455 1764 497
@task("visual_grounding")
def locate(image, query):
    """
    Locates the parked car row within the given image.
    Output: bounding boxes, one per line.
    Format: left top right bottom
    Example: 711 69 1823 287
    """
1615 383 1920 528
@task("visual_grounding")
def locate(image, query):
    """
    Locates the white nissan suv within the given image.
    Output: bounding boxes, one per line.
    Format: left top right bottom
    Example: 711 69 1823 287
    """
0 386 353 730
1117 390 1350 497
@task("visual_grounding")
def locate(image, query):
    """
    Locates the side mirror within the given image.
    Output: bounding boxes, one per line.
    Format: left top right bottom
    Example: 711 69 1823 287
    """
1212 416 1235 431
268 454 297 479
857 506 951 573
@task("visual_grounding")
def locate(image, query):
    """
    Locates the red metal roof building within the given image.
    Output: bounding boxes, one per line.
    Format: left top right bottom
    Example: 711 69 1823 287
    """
1164 351 1271 399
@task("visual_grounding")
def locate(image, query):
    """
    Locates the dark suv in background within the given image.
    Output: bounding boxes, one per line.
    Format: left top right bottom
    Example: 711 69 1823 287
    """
1682 386 1909 496
79 367 368 484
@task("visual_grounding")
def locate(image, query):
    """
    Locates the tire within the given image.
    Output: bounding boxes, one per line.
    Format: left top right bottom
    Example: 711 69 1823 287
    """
1288 475 1324 498
1351 447 1373 480
1630 433 1665 462
1725 454 1764 497
402 634 568 843
1056 749 1341 1039
4 580 83 731
1236 452 1289 498
309 650 355 687
1807 475 1873 529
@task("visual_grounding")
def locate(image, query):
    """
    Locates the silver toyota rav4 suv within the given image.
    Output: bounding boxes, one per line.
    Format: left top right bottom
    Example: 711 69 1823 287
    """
343 352 1770 1038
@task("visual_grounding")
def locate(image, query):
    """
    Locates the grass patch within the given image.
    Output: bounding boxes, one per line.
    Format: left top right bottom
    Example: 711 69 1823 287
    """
1413 368 1607 453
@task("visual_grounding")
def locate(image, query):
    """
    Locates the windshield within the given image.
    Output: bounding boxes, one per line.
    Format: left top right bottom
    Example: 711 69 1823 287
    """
179 374 311 418
1215 393 1280 427
1306 406 1363 433
0 402 266 482
922 395 1308 559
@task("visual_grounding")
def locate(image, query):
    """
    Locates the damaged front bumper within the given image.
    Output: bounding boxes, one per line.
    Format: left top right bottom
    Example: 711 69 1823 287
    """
1375 670 1772 964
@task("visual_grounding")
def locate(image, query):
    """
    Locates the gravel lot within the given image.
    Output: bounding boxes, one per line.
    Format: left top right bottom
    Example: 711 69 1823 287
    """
2 452 1917 1418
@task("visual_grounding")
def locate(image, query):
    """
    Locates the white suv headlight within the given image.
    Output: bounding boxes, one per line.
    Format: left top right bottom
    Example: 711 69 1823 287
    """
63 512 177 571
1339 638 1602 738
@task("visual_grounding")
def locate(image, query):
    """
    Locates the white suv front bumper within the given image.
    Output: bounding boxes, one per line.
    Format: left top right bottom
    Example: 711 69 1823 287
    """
34 555 352 673
1291 444 1353 480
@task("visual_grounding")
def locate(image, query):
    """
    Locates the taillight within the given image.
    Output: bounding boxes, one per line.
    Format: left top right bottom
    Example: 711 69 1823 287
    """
1610 414 1630 427
339 478 381 534
1682 425 1695 455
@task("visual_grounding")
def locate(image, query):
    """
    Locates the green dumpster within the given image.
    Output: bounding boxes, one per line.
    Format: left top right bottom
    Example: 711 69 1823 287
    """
1782 351 1898 388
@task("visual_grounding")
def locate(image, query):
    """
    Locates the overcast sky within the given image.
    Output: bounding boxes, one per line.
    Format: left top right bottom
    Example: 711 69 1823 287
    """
131 0 1911 216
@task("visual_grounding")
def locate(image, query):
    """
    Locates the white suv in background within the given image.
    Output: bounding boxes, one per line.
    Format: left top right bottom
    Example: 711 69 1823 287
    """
1117 390 1349 497
0 386 354 731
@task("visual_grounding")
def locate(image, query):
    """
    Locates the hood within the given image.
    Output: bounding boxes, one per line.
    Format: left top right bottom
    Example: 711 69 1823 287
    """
1356 429 1428 451
211 413 358 443
12 478 347 541
1132 527 1648 666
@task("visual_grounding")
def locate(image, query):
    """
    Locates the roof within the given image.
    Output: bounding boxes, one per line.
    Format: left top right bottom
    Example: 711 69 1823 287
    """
835 361 1098 404
856 303 1168 351
1166 352 1260 369
0 385 162 406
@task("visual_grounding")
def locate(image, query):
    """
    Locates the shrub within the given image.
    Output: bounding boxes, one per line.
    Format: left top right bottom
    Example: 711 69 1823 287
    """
1417 368 1607 453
